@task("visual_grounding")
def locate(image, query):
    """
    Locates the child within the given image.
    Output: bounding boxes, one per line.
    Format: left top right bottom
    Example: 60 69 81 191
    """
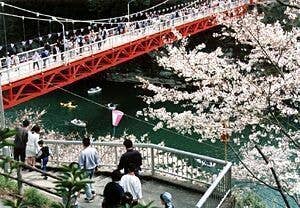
36 140 51 180
160 192 175 208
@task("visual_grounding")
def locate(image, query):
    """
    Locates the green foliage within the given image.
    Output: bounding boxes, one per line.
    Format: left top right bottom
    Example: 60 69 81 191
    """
0 128 17 140
132 201 157 208
0 175 18 194
235 190 267 208
2 199 28 208
23 188 56 208
0 128 16 149
54 163 91 208
2 188 60 208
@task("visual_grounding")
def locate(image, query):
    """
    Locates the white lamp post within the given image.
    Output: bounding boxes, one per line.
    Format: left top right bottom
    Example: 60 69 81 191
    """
0 74 5 128
127 0 136 22
52 17 66 54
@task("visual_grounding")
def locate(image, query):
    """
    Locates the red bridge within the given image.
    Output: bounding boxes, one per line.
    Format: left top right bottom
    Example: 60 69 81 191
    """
0 1 251 109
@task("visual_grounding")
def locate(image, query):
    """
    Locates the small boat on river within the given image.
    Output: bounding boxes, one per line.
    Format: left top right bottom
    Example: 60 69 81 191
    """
107 103 118 110
70 119 87 127
88 86 102 94
60 102 77 109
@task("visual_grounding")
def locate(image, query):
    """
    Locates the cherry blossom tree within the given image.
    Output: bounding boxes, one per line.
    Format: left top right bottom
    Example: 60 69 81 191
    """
137 1 300 206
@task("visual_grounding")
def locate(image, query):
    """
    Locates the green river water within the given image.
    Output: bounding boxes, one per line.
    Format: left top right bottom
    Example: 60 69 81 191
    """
5 76 225 159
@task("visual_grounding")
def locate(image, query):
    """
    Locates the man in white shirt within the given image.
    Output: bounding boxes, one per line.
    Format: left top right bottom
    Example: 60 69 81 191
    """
78 137 100 203
120 163 142 206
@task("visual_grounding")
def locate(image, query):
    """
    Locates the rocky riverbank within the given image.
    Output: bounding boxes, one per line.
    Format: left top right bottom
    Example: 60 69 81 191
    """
105 71 186 88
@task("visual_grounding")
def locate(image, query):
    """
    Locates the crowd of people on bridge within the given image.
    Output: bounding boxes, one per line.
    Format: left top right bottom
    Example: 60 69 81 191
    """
13 119 175 207
0 0 243 71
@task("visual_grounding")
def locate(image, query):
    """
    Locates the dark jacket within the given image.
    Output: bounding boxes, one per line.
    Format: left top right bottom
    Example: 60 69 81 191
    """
36 146 50 160
102 182 124 208
117 149 142 174
14 126 28 149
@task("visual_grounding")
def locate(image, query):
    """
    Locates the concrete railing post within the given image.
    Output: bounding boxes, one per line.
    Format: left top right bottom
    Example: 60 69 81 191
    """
17 165 23 195
55 141 59 167
151 147 155 176
3 146 10 172
114 146 118 166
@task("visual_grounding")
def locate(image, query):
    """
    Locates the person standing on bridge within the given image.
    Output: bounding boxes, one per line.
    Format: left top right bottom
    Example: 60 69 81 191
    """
32 51 40 70
78 137 100 203
5 53 12 69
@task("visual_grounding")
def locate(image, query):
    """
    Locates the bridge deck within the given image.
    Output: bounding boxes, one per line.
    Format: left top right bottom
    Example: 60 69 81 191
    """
0 0 250 109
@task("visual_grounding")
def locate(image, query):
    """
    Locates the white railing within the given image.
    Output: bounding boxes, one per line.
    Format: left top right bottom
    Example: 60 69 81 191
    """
39 140 232 208
0 0 249 86
196 163 232 208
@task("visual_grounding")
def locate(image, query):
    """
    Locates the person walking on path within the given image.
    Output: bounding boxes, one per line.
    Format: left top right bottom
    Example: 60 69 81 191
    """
102 170 124 208
14 119 30 162
160 192 175 208
78 137 100 203
26 125 40 168
120 163 142 206
36 140 52 180
117 139 142 176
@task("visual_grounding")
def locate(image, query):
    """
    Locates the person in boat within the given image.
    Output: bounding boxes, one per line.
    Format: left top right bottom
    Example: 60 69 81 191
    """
71 119 86 127
60 101 77 109
66 102 77 108
88 86 102 94
107 103 118 110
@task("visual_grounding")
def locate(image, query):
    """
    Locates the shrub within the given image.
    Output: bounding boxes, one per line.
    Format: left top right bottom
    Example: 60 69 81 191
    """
235 189 267 208
0 175 18 195
23 188 58 208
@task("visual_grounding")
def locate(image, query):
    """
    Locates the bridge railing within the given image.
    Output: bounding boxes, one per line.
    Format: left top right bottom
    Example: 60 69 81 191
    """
40 140 231 207
0 0 250 85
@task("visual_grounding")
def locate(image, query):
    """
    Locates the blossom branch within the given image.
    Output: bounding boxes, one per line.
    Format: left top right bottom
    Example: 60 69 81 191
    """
254 145 291 208
276 0 300 9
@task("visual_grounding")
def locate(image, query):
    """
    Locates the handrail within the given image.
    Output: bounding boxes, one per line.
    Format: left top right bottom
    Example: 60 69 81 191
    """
196 162 232 207
45 140 227 165
45 139 232 207
3 138 232 207
0 0 249 84
0 4 247 86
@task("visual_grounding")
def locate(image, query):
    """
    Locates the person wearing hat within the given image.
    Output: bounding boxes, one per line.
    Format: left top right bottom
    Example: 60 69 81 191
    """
160 192 175 208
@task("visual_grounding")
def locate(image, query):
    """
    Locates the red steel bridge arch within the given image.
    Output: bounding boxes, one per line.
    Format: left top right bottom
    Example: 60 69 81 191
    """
2 5 248 109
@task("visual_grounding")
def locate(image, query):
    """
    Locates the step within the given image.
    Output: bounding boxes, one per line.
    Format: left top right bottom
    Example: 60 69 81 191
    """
20 170 202 207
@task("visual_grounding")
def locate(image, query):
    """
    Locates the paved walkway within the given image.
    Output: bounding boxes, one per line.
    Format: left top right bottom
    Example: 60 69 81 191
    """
19 171 201 208
0 202 10 208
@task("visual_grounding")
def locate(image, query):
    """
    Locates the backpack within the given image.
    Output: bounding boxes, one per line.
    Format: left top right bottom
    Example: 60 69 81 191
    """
36 146 50 160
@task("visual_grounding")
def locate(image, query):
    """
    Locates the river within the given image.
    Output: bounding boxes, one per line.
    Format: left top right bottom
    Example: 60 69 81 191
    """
5 76 226 159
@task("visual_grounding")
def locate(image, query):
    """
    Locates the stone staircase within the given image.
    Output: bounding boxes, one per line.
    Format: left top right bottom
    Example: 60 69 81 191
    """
19 170 202 208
